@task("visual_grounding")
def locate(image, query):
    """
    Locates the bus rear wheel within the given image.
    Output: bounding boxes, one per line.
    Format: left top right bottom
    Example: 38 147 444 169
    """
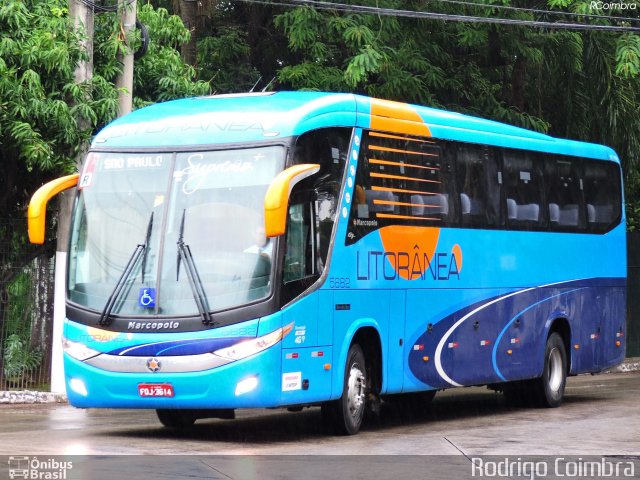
322 343 367 435
532 332 567 407
156 409 196 428
503 332 567 407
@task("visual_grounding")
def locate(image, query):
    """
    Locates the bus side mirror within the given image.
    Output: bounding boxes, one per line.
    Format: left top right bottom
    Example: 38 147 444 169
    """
28 174 80 244
264 164 320 237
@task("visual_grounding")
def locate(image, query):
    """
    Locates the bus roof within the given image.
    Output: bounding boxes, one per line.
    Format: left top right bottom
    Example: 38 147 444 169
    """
92 91 619 163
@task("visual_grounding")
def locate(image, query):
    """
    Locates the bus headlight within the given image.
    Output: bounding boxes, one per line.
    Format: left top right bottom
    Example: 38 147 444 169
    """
213 323 293 361
62 337 101 361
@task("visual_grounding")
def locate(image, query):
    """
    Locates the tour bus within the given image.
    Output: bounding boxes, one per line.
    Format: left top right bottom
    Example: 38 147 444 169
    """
28 92 626 434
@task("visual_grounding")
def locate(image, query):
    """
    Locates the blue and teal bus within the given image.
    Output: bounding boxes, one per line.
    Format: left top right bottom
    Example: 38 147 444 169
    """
29 92 626 434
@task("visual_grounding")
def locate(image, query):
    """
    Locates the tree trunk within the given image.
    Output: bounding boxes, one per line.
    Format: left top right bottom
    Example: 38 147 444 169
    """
180 0 198 67
511 56 526 112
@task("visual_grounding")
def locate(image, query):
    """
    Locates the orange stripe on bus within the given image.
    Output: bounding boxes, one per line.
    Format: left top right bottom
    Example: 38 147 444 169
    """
370 99 432 137
370 172 440 184
369 145 438 157
373 199 440 208
369 158 440 171
372 186 438 195
376 213 440 221
369 131 436 144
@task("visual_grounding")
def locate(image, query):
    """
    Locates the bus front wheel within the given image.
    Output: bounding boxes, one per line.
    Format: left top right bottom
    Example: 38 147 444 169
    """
322 343 367 435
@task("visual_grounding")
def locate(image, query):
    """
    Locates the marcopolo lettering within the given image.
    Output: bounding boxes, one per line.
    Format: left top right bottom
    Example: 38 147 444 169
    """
127 321 180 331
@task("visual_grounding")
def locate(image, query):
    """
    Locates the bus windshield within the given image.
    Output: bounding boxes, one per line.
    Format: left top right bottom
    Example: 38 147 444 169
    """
68 146 285 317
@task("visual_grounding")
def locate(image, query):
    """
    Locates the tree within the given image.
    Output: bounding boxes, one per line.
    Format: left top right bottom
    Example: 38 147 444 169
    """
270 0 639 223
0 0 210 385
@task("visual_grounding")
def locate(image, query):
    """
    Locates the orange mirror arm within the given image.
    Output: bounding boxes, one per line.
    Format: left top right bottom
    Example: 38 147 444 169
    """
264 164 320 237
28 173 80 244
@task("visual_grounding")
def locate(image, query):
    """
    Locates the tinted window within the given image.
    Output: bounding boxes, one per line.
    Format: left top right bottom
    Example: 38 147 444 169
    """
291 128 350 269
347 131 454 244
583 159 622 232
344 131 621 242
502 150 545 229
456 144 502 228
545 157 584 230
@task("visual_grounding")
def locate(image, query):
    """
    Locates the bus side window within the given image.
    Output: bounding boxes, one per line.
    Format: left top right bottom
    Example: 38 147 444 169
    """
281 201 317 305
582 159 622 232
456 144 501 228
292 127 350 270
544 157 584 231
502 150 545 229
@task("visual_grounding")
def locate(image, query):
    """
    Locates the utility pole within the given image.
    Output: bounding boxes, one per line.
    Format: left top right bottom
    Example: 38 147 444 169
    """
116 0 137 116
50 0 95 394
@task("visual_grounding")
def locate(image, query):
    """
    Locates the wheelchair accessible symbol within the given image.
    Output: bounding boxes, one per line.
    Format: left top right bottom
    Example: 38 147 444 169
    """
138 288 156 308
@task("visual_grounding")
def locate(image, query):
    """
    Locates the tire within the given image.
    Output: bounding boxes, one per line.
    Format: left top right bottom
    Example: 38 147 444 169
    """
156 409 196 428
532 332 567 407
323 344 367 435
533 332 568 408
503 332 567 408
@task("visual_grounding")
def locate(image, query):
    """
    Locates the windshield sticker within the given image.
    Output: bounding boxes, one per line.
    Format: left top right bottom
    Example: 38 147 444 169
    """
78 154 97 190
138 288 156 308
175 149 281 194
179 153 255 194
102 155 164 170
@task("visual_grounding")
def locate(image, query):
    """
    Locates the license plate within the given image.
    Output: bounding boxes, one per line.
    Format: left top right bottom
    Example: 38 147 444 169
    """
138 383 174 397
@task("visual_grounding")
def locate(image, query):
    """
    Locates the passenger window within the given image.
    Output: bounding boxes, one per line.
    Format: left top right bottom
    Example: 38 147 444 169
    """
502 150 545 229
347 131 454 245
456 144 501 228
583 160 621 232
544 157 584 231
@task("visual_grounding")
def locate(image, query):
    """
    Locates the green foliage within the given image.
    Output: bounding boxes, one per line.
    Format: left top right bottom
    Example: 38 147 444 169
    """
616 33 640 78
625 170 640 232
0 0 88 172
0 0 209 256
198 26 260 93
3 334 42 383
92 3 209 111
268 0 640 222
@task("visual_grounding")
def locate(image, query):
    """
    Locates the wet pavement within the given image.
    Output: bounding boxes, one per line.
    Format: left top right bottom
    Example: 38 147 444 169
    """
0 372 638 479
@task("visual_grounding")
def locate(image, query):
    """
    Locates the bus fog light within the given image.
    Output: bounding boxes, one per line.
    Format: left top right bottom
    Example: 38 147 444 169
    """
235 376 258 396
69 378 88 396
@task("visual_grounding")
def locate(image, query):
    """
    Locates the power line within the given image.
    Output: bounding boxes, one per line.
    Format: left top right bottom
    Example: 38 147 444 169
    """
75 0 135 13
430 0 640 25
239 0 640 32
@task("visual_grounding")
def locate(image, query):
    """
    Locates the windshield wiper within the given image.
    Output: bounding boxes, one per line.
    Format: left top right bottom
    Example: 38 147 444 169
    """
141 212 154 283
98 213 154 326
176 209 214 326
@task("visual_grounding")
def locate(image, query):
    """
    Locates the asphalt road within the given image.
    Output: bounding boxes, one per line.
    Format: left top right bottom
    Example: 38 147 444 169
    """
0 372 638 479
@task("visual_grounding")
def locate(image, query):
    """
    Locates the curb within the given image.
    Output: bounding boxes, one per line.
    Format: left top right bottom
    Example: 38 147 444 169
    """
612 357 640 373
0 390 67 404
